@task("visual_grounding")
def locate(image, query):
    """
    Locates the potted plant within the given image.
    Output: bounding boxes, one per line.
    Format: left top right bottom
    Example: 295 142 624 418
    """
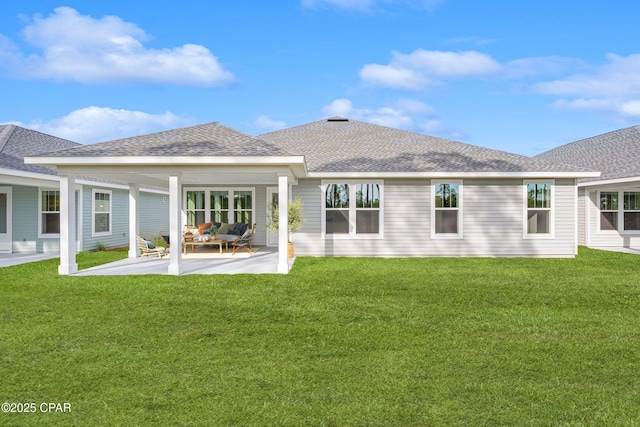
266 197 305 258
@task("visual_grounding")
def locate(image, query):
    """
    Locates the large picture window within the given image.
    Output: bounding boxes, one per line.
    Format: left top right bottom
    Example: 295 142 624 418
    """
93 189 112 236
183 188 254 227
323 181 383 238
525 181 553 237
40 189 60 236
432 181 462 237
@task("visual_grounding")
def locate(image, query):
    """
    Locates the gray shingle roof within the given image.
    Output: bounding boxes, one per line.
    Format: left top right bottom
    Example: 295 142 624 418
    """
535 126 640 183
0 124 80 175
39 122 285 157
260 117 591 174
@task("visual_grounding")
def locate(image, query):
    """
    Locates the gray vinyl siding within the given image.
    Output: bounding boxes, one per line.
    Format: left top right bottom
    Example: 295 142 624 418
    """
10 185 67 253
81 187 128 250
82 187 169 251
292 178 577 257
577 187 587 246
10 185 46 253
139 192 169 236
585 188 640 249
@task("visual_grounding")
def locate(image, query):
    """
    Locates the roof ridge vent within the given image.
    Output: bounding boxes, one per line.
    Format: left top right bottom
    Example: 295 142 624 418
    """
326 116 349 122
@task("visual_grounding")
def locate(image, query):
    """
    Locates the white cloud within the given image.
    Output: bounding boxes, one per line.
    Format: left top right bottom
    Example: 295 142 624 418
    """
553 98 640 120
321 97 458 137
254 115 287 131
302 0 444 12
360 49 500 90
0 7 235 86
15 106 194 143
536 53 640 121
359 49 588 91
535 53 640 97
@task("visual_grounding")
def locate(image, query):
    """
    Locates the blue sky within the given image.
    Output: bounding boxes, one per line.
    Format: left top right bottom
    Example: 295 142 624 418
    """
1 0 640 155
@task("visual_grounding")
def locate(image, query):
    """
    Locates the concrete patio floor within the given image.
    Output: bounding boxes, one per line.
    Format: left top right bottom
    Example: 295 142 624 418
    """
73 247 295 276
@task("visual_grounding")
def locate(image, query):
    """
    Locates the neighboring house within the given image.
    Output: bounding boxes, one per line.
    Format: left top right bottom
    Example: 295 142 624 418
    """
536 126 640 252
0 124 168 254
25 117 598 275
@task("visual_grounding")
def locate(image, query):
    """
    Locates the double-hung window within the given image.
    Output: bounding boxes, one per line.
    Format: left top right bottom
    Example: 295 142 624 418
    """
624 192 640 231
599 190 640 232
210 191 229 223
186 191 206 226
599 192 618 231
93 189 112 236
40 189 60 236
323 181 383 238
432 181 462 238
525 181 553 237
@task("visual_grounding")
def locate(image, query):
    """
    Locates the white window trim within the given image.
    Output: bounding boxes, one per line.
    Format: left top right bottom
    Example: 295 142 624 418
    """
182 187 255 226
321 180 384 240
38 187 60 239
597 189 640 235
596 190 620 234
523 180 555 239
431 180 463 239
92 189 112 237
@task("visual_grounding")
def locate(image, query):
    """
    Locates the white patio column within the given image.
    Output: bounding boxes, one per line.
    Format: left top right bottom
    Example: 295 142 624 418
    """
277 173 289 274
168 174 183 276
58 173 77 275
128 183 140 258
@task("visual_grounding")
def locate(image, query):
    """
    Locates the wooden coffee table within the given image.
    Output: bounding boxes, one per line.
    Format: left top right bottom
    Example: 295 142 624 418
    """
183 239 228 254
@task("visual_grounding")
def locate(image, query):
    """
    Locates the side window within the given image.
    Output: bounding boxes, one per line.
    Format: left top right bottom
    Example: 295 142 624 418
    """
93 190 112 236
325 184 350 234
40 189 60 236
525 181 553 236
623 192 640 231
599 191 618 231
433 182 461 237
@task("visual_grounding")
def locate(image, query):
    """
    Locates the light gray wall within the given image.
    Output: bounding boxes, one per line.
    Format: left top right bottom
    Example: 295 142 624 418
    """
292 178 578 257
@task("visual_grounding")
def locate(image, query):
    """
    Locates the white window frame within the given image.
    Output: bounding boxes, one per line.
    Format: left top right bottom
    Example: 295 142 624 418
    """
523 180 554 239
92 189 112 237
623 191 640 233
597 190 640 235
321 180 384 240
597 190 619 234
182 187 255 226
431 180 463 239
38 188 60 238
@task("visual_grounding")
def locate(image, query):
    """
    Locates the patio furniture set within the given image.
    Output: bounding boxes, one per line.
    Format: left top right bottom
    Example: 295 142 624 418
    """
137 222 256 258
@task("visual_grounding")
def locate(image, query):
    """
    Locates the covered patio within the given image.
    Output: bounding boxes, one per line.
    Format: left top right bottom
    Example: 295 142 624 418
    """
25 123 307 276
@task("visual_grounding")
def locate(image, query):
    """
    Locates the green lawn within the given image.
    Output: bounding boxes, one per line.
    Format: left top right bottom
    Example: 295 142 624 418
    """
1 248 639 426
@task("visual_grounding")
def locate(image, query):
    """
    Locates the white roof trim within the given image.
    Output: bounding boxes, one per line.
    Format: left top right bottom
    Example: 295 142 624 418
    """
25 155 307 166
309 171 600 179
578 176 640 188
0 167 58 182
23 156 598 179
